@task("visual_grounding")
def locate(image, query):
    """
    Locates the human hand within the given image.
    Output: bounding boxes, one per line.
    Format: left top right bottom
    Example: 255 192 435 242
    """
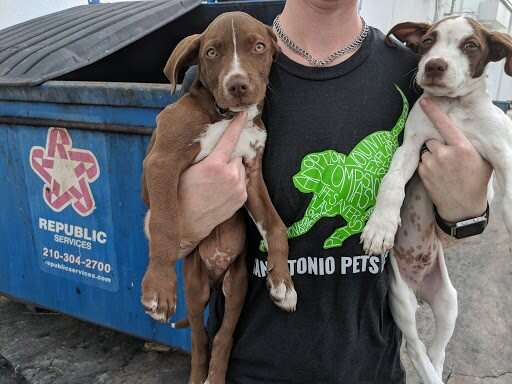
179 112 248 246
418 98 492 222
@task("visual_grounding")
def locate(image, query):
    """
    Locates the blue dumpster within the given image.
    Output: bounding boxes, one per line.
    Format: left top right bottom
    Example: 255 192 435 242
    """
0 0 284 351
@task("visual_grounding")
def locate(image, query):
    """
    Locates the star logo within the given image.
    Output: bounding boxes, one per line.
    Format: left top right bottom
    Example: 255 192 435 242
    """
30 128 100 216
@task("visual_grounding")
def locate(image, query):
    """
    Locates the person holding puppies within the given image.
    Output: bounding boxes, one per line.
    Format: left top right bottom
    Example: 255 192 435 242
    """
176 0 491 382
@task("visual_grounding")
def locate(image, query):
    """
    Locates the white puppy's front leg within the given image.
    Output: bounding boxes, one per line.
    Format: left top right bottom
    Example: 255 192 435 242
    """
361 139 422 255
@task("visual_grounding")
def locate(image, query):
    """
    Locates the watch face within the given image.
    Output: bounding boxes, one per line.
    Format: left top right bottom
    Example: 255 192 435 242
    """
454 221 487 239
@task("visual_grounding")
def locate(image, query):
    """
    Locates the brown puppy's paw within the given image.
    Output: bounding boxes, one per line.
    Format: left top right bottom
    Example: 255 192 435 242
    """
188 366 208 384
141 266 177 322
266 270 297 312
203 376 225 384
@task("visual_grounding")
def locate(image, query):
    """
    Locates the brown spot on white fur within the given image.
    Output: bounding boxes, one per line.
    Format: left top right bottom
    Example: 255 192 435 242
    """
465 18 512 77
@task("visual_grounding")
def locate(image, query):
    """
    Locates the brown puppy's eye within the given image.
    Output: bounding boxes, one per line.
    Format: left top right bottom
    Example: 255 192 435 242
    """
422 37 434 46
463 41 478 50
254 42 266 52
206 47 217 58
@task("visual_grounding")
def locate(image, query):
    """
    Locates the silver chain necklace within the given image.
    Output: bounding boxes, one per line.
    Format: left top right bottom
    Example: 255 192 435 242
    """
272 14 369 67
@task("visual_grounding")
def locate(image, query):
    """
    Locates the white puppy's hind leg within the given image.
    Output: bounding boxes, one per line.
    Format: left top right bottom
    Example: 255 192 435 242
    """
388 254 443 384
419 244 458 379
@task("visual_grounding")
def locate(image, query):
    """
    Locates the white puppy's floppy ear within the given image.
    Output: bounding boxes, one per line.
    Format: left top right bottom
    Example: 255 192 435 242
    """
164 34 201 94
488 31 512 76
386 22 432 53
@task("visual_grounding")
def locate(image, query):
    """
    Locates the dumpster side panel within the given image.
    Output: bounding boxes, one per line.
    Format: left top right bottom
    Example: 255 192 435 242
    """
0 119 191 351
1 125 39 299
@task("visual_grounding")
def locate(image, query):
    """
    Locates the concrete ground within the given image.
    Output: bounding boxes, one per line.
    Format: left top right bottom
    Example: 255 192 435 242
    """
0 203 510 384
0 296 189 384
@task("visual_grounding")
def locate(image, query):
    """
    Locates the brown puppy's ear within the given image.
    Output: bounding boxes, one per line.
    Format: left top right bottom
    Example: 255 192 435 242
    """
386 22 431 53
488 31 512 76
266 26 281 60
164 34 201 93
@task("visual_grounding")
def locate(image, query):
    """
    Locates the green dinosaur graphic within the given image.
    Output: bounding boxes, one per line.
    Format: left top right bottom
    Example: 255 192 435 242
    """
260 86 409 251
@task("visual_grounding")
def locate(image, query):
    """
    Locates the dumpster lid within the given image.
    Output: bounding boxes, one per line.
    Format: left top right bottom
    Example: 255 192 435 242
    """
0 0 201 87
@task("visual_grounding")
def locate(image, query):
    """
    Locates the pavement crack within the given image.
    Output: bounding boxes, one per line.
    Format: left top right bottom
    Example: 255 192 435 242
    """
448 371 512 380
445 368 453 381
0 353 29 384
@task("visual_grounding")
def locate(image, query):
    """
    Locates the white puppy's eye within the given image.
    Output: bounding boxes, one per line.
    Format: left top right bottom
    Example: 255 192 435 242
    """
463 41 478 50
254 42 266 52
422 37 434 46
206 47 217 58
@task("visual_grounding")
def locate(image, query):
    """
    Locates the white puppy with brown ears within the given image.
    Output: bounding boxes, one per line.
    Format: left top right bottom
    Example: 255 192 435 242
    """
360 17 512 384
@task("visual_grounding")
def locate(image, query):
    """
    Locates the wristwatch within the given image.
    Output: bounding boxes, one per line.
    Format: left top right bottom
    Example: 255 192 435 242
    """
434 203 489 239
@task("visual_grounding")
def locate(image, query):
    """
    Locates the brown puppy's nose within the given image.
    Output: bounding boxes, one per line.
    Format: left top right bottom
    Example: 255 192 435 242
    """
227 76 250 98
425 58 448 77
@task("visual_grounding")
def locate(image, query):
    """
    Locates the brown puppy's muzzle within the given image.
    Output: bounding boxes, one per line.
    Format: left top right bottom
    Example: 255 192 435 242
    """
225 74 253 100
217 69 266 109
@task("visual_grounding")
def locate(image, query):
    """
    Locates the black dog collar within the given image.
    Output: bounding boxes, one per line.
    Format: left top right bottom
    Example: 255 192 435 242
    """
215 103 235 119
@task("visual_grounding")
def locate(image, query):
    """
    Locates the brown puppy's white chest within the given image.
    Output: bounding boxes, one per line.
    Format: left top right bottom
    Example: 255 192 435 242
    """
193 104 266 162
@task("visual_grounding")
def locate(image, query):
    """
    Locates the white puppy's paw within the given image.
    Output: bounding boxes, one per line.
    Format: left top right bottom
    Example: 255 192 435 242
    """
361 211 400 255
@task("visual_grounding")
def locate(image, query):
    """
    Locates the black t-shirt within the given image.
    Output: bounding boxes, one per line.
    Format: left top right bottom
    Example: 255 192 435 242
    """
207 27 420 384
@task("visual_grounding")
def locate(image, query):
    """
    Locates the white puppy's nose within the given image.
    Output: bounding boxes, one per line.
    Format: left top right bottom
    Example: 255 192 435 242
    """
425 58 448 77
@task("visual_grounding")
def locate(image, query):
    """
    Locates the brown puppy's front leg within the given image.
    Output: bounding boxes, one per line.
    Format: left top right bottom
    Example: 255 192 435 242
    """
245 152 297 312
141 151 187 322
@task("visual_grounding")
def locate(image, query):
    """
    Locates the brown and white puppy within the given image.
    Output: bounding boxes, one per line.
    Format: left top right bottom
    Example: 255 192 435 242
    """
360 17 512 384
140 12 296 384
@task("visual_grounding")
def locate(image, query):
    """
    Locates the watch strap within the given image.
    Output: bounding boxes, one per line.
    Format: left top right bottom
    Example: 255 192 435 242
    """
434 203 489 239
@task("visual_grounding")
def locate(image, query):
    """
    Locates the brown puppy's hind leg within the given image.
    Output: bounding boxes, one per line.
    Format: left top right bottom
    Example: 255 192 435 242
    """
205 252 247 384
184 249 211 384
